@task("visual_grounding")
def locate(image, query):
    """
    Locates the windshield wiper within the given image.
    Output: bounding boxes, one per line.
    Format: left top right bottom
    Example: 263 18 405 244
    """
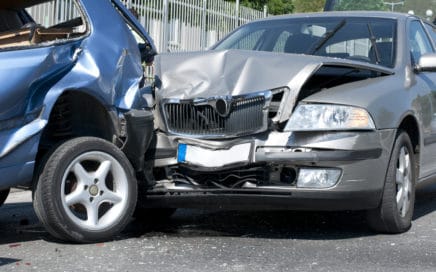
367 23 381 65
310 19 346 54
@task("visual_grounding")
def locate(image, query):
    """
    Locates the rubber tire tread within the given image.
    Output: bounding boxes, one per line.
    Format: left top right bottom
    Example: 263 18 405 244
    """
33 137 137 243
367 131 416 234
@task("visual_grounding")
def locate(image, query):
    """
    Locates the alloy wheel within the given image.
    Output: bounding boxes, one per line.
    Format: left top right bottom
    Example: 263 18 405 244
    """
396 146 412 218
60 151 129 231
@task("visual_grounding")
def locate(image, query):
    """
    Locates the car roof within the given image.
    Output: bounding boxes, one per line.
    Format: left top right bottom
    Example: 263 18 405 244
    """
253 11 415 23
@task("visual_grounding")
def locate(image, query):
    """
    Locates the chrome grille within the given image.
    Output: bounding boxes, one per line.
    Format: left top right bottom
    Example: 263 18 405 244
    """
163 95 267 137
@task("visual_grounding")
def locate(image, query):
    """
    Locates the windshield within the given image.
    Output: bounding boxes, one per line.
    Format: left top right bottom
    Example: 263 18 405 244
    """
213 17 397 68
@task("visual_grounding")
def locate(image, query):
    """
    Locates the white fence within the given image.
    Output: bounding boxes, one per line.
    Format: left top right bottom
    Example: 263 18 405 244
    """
27 0 80 27
121 0 268 52
27 0 267 53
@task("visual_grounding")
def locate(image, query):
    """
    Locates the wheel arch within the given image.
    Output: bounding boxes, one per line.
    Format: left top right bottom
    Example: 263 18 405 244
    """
37 90 120 164
397 113 421 176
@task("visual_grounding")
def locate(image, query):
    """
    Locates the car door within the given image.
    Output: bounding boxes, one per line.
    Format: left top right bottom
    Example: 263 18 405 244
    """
409 20 436 178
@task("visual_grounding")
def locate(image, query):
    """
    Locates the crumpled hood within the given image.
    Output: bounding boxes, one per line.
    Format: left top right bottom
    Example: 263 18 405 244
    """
154 49 393 100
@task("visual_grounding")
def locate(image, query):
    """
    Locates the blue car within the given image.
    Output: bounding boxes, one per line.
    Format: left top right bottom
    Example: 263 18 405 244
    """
0 0 156 242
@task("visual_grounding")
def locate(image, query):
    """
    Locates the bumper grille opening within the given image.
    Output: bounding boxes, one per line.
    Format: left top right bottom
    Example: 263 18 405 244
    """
171 166 270 189
159 165 298 191
163 95 266 137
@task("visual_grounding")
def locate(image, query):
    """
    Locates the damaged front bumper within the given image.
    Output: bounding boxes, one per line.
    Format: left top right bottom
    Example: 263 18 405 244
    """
144 129 396 211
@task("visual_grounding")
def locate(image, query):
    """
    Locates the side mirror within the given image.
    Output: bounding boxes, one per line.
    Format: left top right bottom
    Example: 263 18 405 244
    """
416 53 436 72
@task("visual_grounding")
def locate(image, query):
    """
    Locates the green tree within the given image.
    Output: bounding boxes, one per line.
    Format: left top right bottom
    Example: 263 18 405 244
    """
267 0 293 14
335 0 387 11
399 0 436 18
293 0 325 13
226 0 293 15
224 0 266 11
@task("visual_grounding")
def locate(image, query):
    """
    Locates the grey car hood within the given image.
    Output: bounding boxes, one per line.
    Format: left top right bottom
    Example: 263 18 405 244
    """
155 49 393 100
154 49 393 122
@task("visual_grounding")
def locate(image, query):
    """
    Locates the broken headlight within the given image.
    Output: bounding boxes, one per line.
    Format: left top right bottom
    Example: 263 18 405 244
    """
284 104 375 131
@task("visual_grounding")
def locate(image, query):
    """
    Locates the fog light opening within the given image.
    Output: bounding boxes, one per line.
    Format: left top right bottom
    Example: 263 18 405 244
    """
297 168 341 189
280 167 297 185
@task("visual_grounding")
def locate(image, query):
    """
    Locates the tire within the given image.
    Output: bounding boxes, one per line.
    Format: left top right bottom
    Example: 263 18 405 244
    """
33 137 137 243
0 188 10 206
367 131 416 233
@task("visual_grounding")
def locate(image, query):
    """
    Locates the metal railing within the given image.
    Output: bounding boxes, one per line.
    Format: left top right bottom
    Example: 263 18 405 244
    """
27 0 268 53
122 0 268 52
27 0 80 27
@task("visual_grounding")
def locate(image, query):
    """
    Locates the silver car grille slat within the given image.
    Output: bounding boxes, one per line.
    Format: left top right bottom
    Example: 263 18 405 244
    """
163 95 266 137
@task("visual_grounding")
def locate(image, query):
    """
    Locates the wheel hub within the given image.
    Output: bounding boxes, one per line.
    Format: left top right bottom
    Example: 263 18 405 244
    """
89 185 99 196
61 151 129 230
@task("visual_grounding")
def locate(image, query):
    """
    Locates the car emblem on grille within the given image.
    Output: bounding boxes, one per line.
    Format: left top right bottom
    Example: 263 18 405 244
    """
215 98 232 117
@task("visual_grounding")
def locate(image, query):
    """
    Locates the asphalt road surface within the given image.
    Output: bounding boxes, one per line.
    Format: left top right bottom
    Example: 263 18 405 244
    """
1 187 436 272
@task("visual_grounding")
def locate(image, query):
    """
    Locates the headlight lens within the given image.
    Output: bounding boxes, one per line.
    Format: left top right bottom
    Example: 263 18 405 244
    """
285 104 375 131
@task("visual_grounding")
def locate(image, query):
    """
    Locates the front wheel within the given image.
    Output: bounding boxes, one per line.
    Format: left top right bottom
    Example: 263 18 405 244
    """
367 131 416 233
33 137 137 243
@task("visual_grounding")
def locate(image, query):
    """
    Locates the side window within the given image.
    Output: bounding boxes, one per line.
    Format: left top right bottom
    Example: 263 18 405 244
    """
409 20 434 64
0 0 87 50
425 23 436 47
0 10 29 49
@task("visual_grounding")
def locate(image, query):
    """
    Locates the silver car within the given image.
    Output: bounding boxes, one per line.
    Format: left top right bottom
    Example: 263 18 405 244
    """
145 11 436 233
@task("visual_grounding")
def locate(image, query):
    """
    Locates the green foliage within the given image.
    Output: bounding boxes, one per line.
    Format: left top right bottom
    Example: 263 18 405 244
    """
399 0 436 18
268 0 294 15
293 0 325 13
239 0 267 11
226 0 293 15
334 0 388 11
